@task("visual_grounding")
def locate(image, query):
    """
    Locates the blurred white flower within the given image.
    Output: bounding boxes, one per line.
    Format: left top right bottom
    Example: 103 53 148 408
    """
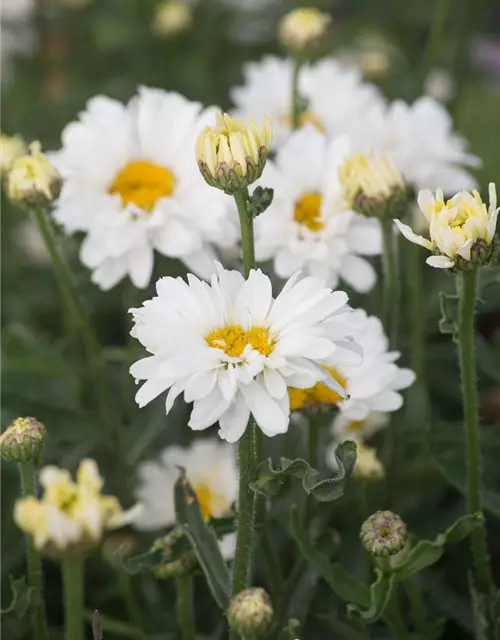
424 67 455 104
14 459 138 551
15 220 50 264
230 56 384 148
254 127 382 293
129 263 358 443
395 184 499 269
50 88 236 290
331 410 389 443
289 311 415 419
134 439 237 558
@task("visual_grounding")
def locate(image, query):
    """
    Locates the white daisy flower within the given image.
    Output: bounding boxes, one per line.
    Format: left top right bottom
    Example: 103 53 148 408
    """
289 311 415 420
230 56 384 148
352 97 480 193
129 263 359 443
331 411 389 443
254 126 382 293
50 87 237 290
134 439 237 559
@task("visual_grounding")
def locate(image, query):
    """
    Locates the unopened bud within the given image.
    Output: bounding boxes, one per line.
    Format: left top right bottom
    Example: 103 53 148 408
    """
0 417 46 463
360 510 407 557
278 8 331 56
353 443 385 481
1 133 27 177
196 111 272 194
454 238 495 272
227 587 273 638
152 528 197 580
8 142 62 208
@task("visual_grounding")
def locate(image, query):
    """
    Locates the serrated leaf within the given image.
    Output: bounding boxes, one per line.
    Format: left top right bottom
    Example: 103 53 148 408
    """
439 292 459 336
393 513 484 583
253 440 357 502
174 468 230 610
347 569 395 623
112 547 164 575
0 575 33 620
247 186 274 217
289 505 369 608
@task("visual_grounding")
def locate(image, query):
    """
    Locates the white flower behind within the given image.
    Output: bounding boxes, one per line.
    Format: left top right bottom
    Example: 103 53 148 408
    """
230 56 384 148
129 263 359 443
134 439 237 558
254 126 382 293
50 87 236 290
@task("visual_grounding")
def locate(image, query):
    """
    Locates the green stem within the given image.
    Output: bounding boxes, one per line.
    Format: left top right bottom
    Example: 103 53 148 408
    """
31 210 115 437
305 417 318 521
231 190 258 603
62 555 84 640
404 577 428 636
381 219 399 348
418 0 451 88
385 589 409 640
291 57 303 131
19 462 46 640
176 576 196 640
457 271 493 594
404 243 425 380
116 570 144 632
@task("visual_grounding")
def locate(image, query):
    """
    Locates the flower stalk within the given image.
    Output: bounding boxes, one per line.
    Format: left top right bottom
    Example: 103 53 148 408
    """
62 555 84 640
404 243 425 379
291 57 303 131
31 209 115 438
381 218 400 348
176 576 196 640
457 270 493 595
19 461 46 640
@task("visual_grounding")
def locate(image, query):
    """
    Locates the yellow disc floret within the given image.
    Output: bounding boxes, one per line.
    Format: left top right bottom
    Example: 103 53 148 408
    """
289 366 346 410
294 192 324 232
205 325 274 358
110 160 177 211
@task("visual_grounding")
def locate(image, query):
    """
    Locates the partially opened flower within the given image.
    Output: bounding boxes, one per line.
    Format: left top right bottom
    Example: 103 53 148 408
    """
254 127 382 293
50 88 236 290
8 142 61 206
1 132 27 176
129 263 358 442
14 459 138 553
395 184 499 270
289 312 415 420
134 439 237 558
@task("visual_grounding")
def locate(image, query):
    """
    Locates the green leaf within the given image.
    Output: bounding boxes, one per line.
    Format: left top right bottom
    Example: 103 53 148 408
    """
112 547 164 575
289 505 369 608
247 186 274 217
174 468 231 611
347 569 395 623
393 513 484 583
438 292 459 336
253 440 357 502
0 575 33 620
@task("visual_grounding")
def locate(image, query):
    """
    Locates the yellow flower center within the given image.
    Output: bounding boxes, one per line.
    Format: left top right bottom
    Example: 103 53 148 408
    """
289 366 346 410
110 160 177 211
205 325 274 358
193 483 229 520
294 192 324 232
280 111 325 133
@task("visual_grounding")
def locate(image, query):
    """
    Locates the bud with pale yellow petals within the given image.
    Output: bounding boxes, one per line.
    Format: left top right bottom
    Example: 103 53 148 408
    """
1 133 27 177
196 112 272 195
8 142 61 208
0 416 46 464
279 7 331 56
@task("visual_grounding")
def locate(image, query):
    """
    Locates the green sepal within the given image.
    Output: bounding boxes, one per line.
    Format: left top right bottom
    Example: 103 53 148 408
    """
174 468 231 610
0 575 33 620
393 513 484 583
438 292 459 337
252 440 357 502
347 569 395 623
247 186 274 218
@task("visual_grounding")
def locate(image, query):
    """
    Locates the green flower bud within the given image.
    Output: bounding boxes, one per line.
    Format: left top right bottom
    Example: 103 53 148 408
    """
0 417 46 463
151 528 197 580
360 510 407 557
227 587 273 638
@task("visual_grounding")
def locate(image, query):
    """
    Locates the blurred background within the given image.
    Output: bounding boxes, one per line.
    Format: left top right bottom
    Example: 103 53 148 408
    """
2 1 500 638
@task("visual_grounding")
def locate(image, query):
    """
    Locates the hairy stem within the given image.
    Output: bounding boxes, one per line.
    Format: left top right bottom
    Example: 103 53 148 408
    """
381 219 400 348
176 576 196 640
19 462 46 640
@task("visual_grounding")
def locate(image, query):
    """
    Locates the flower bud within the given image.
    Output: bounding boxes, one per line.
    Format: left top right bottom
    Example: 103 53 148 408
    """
151 528 197 580
196 111 272 194
353 443 385 481
1 133 27 177
227 587 273 638
7 142 62 208
0 417 46 463
360 510 407 557
153 0 192 38
338 151 409 219
278 8 331 56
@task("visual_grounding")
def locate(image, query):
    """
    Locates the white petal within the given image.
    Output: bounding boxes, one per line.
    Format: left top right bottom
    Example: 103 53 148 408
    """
128 245 154 289
135 379 169 408
394 220 434 251
189 390 231 431
487 208 498 244
370 390 403 412
426 255 454 269
218 394 250 443
456 238 473 261
239 380 289 437
340 255 377 293
263 368 287 398
218 367 239 402
392 368 416 390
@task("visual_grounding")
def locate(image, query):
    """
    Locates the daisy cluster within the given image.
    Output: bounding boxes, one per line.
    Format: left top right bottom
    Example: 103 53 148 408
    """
15 47 480 538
